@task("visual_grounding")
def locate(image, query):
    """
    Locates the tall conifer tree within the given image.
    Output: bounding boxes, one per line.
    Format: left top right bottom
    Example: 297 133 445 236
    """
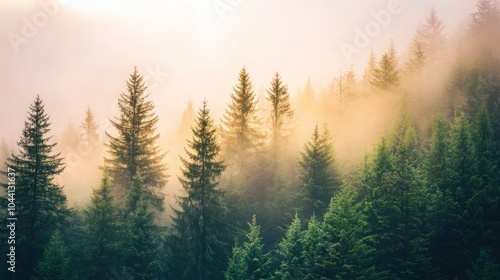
1 95 68 279
172 101 227 280
298 125 339 218
221 67 262 175
104 67 167 211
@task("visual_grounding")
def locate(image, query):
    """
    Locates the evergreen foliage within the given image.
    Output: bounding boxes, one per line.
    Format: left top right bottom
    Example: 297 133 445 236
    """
32 231 71 280
105 67 167 211
0 96 68 279
83 176 124 279
172 101 227 280
298 125 339 218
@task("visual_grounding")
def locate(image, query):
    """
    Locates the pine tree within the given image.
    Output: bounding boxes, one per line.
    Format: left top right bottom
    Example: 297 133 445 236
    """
225 215 270 280
430 112 481 279
405 37 426 76
104 67 167 211
267 72 294 159
371 42 400 90
322 187 377 279
225 246 247 280
172 100 227 280
32 231 71 280
362 114 436 279
0 95 68 279
467 106 500 268
363 49 377 89
426 114 449 191
123 176 164 280
416 8 446 65
80 107 100 152
274 214 304 280
221 67 262 175
300 216 328 280
298 125 339 218
83 176 124 279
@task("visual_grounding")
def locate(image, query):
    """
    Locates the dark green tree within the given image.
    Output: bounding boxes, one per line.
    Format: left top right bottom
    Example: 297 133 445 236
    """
32 231 71 280
467 247 500 280
104 67 167 211
83 176 124 279
0 95 68 280
123 175 164 280
298 125 340 218
225 215 270 280
300 216 328 280
426 114 449 191
225 246 246 280
362 118 435 279
430 112 481 279
321 187 377 279
172 100 227 280
274 214 304 280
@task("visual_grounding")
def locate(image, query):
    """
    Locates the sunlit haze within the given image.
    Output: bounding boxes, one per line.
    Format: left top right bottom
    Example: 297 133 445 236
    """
1 0 476 144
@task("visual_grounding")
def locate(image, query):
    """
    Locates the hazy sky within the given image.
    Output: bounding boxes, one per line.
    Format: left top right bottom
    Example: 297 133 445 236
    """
0 0 478 145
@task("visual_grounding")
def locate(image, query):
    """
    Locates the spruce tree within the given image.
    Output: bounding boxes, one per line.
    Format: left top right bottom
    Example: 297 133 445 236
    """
0 95 68 279
225 246 247 280
83 176 124 279
172 101 227 280
322 187 377 279
362 120 435 279
415 8 446 65
123 176 164 280
363 49 377 88
225 215 270 280
267 72 294 159
221 67 262 175
370 41 399 90
300 216 327 280
274 214 304 280
104 67 167 211
32 231 71 280
80 107 100 152
298 125 339 218
405 38 426 76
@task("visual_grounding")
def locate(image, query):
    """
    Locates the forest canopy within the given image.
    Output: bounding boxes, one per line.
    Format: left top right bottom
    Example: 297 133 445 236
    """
1 1 500 279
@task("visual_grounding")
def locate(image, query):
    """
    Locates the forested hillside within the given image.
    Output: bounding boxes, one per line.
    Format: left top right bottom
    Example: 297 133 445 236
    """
1 0 500 279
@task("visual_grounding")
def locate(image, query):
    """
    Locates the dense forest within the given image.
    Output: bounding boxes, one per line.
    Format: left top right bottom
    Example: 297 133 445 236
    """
1 0 500 279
